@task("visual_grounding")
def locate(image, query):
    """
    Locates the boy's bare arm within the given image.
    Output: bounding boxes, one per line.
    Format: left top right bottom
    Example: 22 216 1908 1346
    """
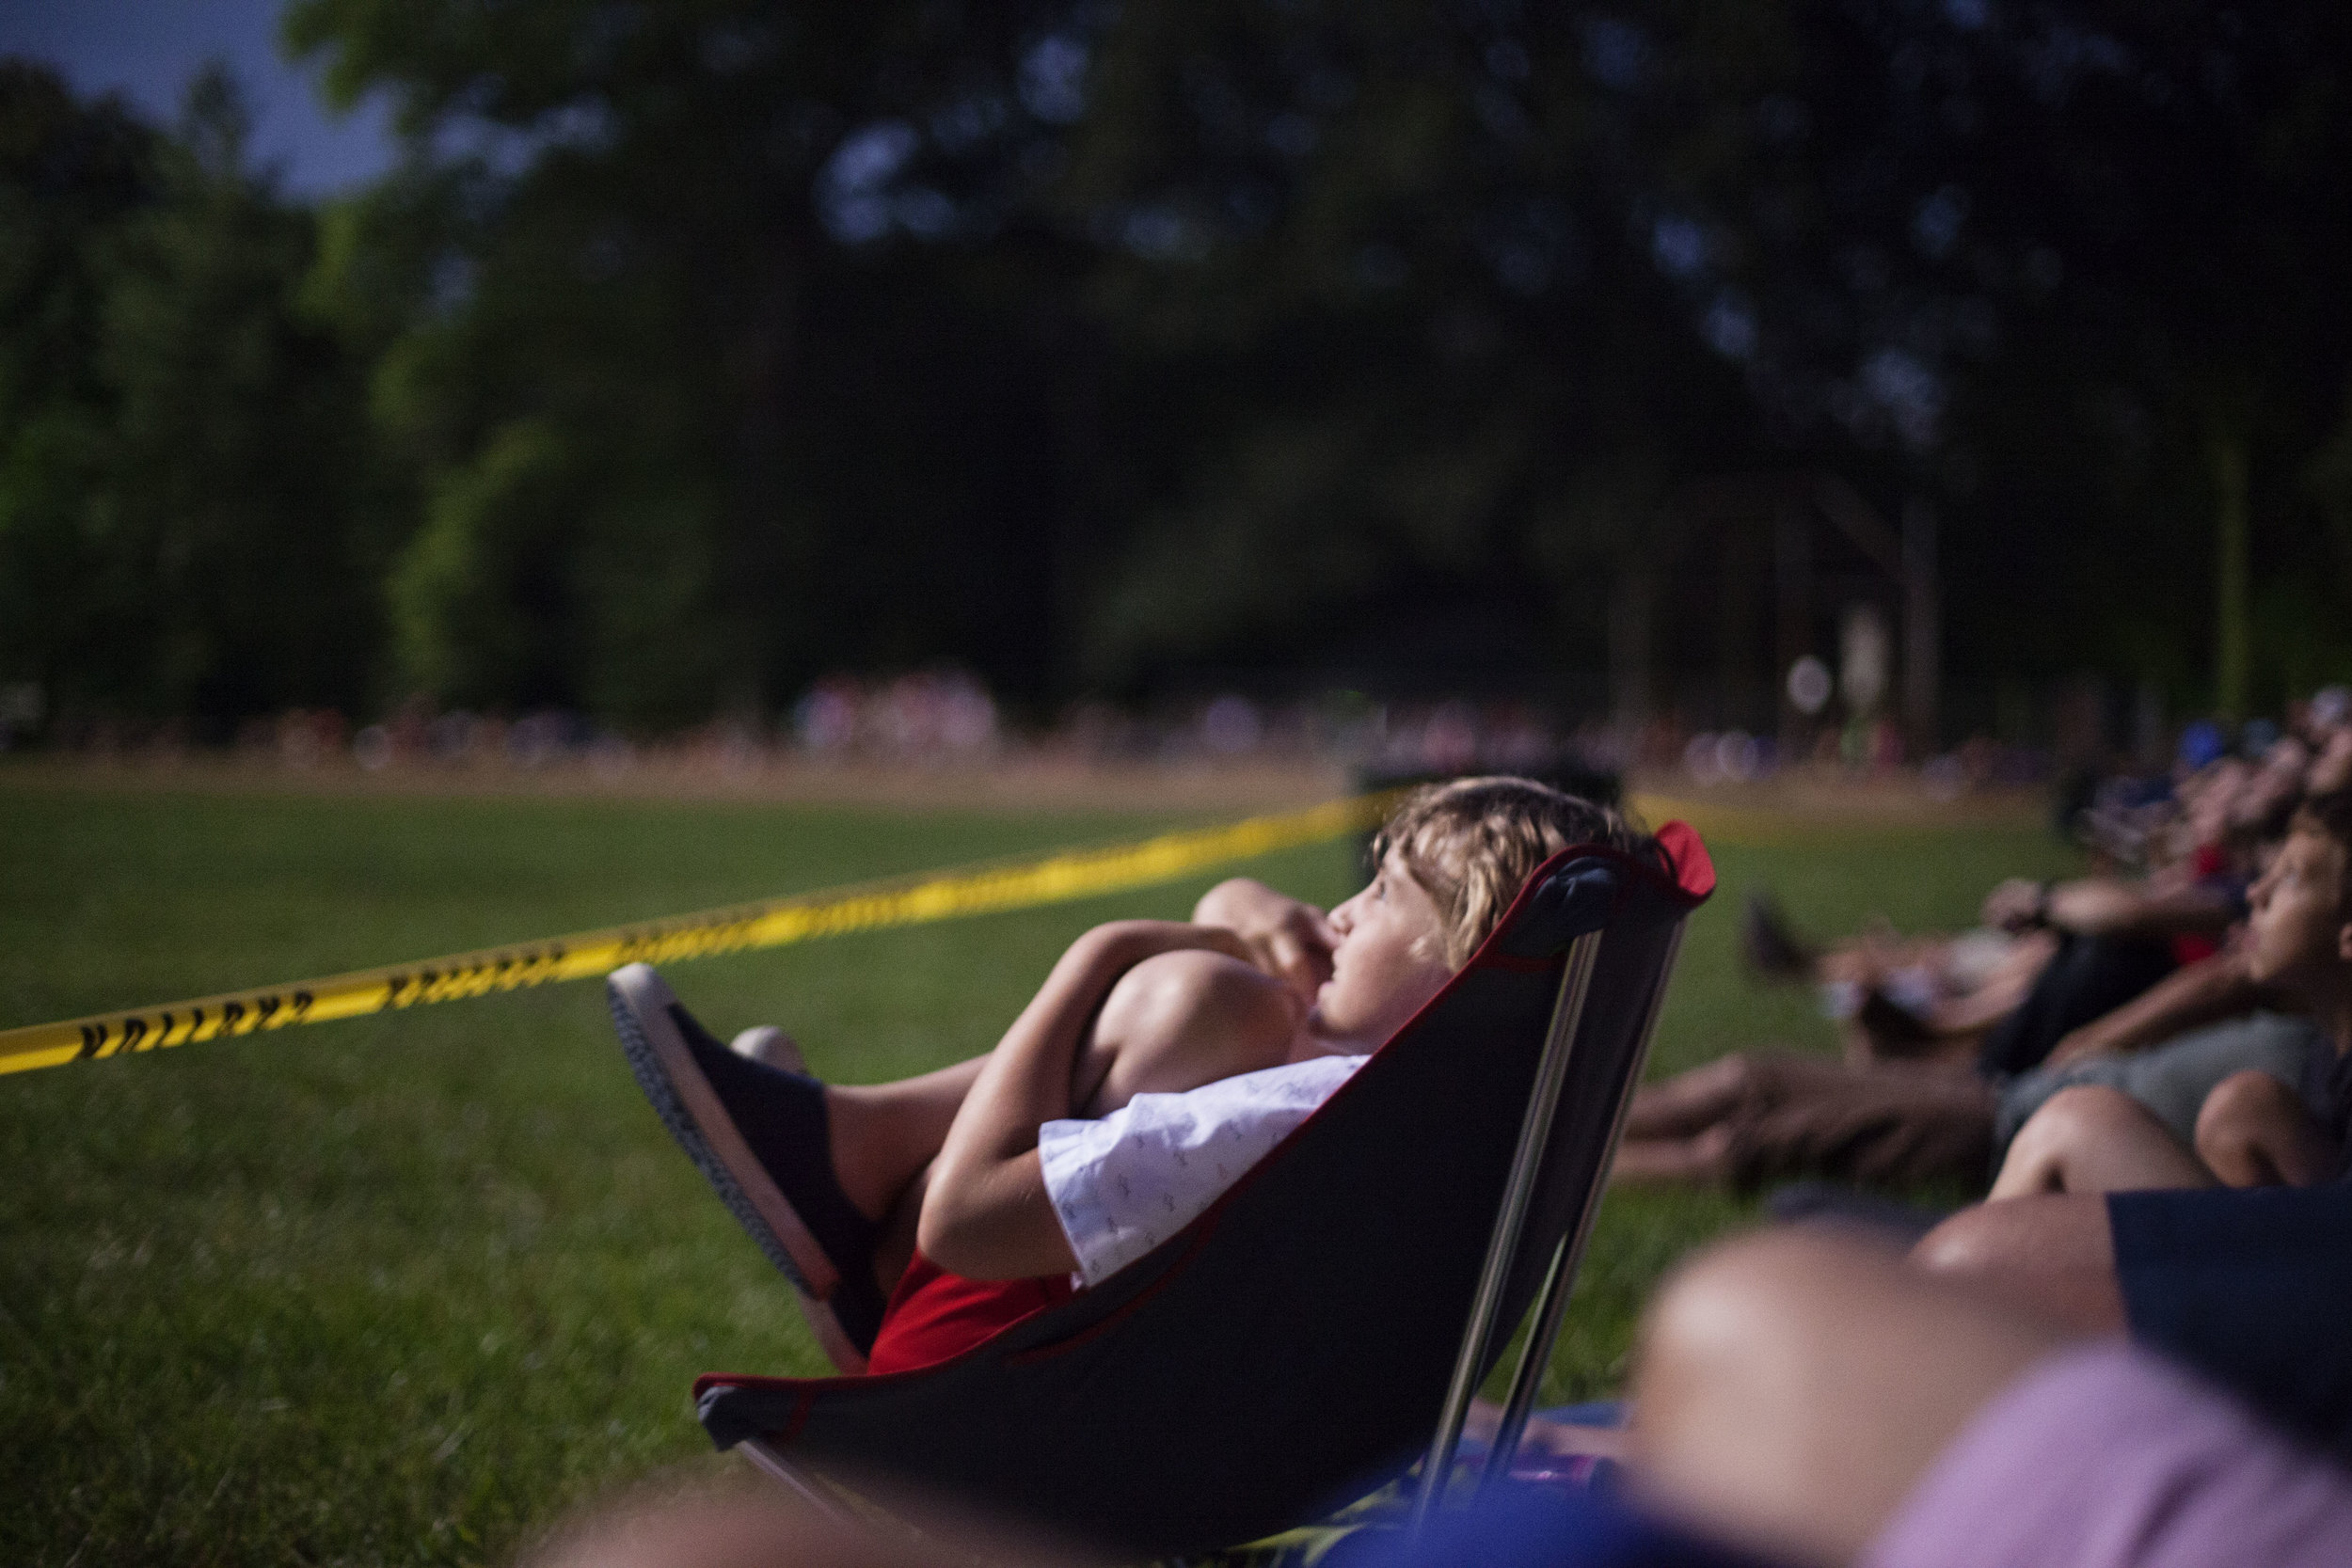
1984 876 2239 940
919 920 1249 1281
2040 948 2271 1067
1192 877 1336 1000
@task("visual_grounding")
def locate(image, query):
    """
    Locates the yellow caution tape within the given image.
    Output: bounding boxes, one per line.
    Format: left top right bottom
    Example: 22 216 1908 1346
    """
0 792 1397 1079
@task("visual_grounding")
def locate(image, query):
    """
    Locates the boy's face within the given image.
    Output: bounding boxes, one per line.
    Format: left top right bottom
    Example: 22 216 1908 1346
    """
2244 827 2352 992
1311 851 1454 1046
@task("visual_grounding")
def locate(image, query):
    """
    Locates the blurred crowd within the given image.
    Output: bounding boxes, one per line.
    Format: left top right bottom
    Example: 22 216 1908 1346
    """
11 666 2305 803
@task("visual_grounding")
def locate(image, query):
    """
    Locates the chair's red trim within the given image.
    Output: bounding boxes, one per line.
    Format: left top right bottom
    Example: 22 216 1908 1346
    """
694 824 1713 1410
1655 820 1715 901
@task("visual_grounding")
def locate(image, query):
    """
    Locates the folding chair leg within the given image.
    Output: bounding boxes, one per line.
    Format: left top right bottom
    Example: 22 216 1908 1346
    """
1479 923 1688 1491
739 1437 861 1525
1409 928 1604 1534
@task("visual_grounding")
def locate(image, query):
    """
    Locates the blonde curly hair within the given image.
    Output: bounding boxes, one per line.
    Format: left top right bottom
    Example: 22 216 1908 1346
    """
1373 776 1657 969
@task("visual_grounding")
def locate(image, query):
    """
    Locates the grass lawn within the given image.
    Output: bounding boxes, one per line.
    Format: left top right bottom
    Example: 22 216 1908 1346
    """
0 777 2082 1564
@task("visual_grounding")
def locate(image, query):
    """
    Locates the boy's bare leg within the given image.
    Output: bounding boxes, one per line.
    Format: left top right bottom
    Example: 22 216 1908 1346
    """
1986 1084 2215 1197
1909 1193 2127 1331
824 1057 990 1226
2195 1068 2342 1186
1629 1228 2075 1568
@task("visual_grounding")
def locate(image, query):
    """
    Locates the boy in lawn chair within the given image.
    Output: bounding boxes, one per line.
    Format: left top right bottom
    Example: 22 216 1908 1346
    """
610 778 1656 1377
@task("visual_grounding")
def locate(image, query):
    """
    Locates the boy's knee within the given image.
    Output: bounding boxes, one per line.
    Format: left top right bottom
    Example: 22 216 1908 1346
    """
1088 951 1297 1107
2040 1083 2144 1132
2195 1069 2296 1145
2011 1084 2145 1161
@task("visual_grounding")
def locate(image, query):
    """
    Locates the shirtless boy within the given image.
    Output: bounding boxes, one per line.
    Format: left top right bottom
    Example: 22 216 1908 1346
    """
609 778 1654 1373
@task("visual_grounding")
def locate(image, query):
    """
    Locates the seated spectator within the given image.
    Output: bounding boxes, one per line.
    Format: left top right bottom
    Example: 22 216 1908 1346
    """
1970 788 2352 1198
611 778 1657 1373
1745 852 2251 1072
1912 789 2352 1456
1613 734 2343 1193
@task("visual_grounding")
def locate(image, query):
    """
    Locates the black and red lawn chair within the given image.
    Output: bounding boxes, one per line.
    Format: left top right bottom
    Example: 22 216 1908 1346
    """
692 825 1713 1560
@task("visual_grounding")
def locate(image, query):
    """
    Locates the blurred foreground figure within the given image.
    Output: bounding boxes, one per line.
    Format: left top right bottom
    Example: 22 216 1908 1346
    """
523 1230 2352 1568
517 1476 1092 1568
1628 1229 2352 1568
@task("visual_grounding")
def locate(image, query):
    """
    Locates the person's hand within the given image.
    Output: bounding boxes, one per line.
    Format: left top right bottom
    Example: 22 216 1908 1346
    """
1191 879 1337 1001
1237 904 1338 1001
1981 878 2049 933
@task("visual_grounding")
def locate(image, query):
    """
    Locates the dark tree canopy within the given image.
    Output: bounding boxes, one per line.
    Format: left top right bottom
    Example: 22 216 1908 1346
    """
3 2 2349 731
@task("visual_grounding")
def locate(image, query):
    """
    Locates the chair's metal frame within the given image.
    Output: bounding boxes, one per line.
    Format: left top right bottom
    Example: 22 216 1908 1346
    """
1408 921 1688 1533
740 1436 856 1522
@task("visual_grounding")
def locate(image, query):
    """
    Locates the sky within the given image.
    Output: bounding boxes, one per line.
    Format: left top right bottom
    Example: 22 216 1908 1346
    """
0 0 399 197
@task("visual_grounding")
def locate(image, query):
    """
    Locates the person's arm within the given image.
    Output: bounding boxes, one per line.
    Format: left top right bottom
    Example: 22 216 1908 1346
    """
1191 877 1336 1002
1983 875 2239 940
2039 948 2271 1067
917 920 1249 1281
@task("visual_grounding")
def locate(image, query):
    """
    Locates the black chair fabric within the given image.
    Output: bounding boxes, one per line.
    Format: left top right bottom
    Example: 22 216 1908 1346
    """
693 829 1712 1558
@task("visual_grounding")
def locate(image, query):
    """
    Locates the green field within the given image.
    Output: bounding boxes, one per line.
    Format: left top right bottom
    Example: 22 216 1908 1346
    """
0 777 2080 1564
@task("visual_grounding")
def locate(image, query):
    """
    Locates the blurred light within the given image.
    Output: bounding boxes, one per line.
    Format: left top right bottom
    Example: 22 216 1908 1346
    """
1704 293 1757 358
1581 16 1651 89
1020 35 1089 124
895 186 958 240
1651 215 1706 277
1911 183 1970 259
818 120 920 244
1860 347 1946 451
1787 656 1833 716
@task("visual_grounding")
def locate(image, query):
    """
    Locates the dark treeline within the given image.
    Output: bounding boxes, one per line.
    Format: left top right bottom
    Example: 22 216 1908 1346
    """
3 1 2350 736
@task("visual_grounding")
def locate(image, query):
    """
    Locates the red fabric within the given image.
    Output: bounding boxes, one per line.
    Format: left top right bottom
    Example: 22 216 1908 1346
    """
2171 932 2220 965
1654 820 1715 902
866 1251 1076 1375
2174 844 2232 963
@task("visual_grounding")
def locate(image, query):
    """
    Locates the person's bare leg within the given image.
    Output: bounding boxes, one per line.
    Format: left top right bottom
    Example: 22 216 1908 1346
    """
1620 1054 1763 1140
1841 930 2058 1067
1071 950 1297 1117
825 1056 989 1225
870 1159 934 1295
2195 1068 2341 1186
1609 1125 1739 1186
1629 1228 2076 1568
1909 1193 2127 1332
1986 1084 2215 1197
